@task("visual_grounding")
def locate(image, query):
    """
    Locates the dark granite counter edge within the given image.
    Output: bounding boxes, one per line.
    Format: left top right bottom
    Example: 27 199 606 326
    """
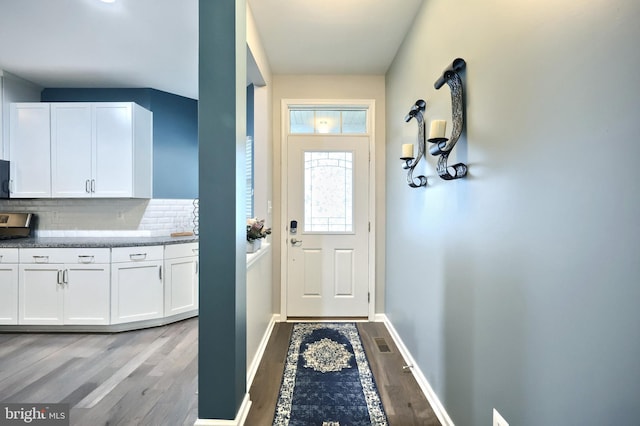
0 236 199 248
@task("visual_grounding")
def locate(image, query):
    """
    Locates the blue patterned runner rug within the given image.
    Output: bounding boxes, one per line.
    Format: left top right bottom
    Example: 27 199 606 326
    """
273 322 388 426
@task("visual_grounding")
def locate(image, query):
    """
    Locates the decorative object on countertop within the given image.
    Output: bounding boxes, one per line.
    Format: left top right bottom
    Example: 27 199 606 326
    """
401 99 428 188
247 218 271 253
246 238 261 254
192 198 199 236
170 231 194 237
429 57 468 180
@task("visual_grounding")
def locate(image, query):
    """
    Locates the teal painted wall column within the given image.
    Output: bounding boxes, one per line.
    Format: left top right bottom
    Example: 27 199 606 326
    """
198 0 247 421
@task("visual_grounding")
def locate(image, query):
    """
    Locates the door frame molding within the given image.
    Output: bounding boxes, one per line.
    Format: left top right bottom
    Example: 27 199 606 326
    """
279 99 376 321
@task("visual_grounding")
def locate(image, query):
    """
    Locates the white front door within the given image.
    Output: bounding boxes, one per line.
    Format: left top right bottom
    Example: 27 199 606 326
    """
286 135 369 317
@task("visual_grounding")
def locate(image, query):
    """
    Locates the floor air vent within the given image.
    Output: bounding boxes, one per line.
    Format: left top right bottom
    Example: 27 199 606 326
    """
374 337 391 353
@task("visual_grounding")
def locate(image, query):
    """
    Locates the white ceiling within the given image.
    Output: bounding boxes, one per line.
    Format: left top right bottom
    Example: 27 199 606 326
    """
0 0 423 100
247 0 423 75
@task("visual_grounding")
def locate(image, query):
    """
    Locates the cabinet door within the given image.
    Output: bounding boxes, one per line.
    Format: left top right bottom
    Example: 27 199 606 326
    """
0 264 18 325
111 260 163 324
51 103 93 197
64 264 110 325
9 103 51 198
164 256 198 316
18 264 63 325
93 103 133 197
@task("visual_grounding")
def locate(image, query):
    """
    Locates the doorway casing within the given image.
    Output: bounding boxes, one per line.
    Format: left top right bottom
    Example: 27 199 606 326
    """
279 99 376 321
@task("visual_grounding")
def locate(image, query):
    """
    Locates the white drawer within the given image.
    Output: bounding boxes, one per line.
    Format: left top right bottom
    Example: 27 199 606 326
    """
0 248 19 263
20 248 110 264
164 242 199 259
112 245 163 263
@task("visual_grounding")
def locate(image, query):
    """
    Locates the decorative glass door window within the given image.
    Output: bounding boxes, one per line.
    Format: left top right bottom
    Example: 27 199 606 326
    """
304 151 353 233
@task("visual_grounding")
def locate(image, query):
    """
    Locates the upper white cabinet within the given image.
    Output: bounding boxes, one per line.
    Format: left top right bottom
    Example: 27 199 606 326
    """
9 103 52 197
10 102 153 198
93 103 152 198
51 103 92 197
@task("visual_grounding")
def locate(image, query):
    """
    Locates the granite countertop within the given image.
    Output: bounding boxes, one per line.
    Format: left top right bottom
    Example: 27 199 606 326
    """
0 235 199 248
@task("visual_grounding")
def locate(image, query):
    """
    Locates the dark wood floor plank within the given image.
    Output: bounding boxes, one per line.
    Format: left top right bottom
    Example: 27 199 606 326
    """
358 322 441 426
245 322 293 426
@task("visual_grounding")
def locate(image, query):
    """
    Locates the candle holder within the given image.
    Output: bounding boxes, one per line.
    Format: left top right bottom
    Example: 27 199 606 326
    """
428 58 468 180
401 99 428 188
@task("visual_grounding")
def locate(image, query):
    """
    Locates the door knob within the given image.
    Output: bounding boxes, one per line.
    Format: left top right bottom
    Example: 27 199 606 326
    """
291 238 303 246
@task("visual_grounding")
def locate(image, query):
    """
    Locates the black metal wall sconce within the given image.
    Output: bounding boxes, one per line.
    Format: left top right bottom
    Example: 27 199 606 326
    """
400 58 468 187
401 99 428 188
430 58 468 180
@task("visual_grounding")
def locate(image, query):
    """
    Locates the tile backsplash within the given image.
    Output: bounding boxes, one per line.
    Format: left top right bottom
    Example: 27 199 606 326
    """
0 198 198 237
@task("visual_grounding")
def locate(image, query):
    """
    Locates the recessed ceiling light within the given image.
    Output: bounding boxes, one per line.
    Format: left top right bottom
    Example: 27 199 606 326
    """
99 0 116 3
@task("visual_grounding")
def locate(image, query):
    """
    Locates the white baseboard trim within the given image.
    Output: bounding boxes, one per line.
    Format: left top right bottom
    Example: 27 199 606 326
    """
194 393 252 426
376 314 455 426
247 314 278 388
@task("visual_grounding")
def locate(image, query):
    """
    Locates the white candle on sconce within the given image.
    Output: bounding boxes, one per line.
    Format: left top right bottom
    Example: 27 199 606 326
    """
429 120 447 139
401 143 414 159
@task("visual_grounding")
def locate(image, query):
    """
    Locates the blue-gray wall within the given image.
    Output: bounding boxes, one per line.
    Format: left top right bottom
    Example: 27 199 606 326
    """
198 0 247 421
41 87 198 199
385 0 640 425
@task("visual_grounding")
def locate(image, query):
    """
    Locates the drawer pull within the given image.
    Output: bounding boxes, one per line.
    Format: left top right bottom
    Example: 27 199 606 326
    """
57 269 63 284
78 255 95 264
129 253 147 261
33 255 49 263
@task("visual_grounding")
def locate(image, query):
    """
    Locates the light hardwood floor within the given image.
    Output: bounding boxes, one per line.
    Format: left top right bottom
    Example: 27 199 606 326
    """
0 318 198 426
0 318 440 425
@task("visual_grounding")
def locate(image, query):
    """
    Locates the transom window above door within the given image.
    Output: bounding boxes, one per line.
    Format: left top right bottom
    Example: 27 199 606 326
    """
289 108 368 134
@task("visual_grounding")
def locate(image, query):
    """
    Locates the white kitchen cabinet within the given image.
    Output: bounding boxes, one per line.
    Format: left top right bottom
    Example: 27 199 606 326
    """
51 103 93 197
164 243 199 317
93 103 152 198
9 103 52 197
63 261 111 325
18 263 64 325
18 248 110 325
0 249 19 325
50 102 153 198
111 245 163 324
